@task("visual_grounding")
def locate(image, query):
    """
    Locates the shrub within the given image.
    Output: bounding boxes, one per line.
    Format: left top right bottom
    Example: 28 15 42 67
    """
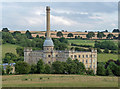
15 61 31 74
104 48 109 53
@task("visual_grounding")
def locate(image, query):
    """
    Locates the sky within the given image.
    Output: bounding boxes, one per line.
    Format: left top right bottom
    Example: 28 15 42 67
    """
2 2 118 32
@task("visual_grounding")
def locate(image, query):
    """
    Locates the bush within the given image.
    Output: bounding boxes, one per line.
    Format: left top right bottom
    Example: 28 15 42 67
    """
97 48 102 53
44 64 51 74
95 41 117 50
97 63 106 76
86 68 94 75
106 66 113 76
104 48 109 53
15 61 31 74
40 77 43 80
37 59 45 74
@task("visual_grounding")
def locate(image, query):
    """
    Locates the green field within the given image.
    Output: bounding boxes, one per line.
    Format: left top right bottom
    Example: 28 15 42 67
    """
2 44 20 58
98 53 118 62
68 39 95 46
2 74 118 87
68 39 118 47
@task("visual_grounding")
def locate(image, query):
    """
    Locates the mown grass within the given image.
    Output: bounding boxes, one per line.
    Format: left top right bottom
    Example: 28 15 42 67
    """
2 74 118 87
68 39 95 47
68 39 118 47
98 53 118 62
2 44 20 58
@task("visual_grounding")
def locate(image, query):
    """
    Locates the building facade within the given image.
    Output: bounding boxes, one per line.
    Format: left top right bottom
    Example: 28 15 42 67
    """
24 6 97 74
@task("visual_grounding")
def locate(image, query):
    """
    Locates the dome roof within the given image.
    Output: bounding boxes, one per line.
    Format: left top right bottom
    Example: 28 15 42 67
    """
43 38 54 47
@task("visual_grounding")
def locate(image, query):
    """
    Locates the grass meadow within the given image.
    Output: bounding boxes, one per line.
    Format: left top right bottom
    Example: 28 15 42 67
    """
68 39 95 47
2 74 118 87
68 39 118 47
97 53 118 62
2 44 20 58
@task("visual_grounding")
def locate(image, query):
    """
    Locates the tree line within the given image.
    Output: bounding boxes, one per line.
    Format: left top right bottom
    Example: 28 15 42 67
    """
97 59 120 76
2 58 94 76
2 28 119 40
2 58 120 76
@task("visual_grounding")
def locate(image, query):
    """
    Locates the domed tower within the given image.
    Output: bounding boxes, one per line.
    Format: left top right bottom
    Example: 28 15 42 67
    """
43 6 54 52
43 6 54 64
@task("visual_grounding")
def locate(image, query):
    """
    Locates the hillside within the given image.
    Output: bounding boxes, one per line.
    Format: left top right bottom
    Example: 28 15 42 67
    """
2 44 20 58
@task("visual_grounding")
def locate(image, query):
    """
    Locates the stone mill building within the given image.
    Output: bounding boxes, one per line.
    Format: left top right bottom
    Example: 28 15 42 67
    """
24 6 97 74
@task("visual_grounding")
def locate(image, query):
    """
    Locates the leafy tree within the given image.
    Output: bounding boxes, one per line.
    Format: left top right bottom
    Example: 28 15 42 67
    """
86 68 94 75
2 28 9 32
74 59 86 74
25 30 33 39
3 53 17 63
110 50 115 54
56 31 63 38
67 33 73 38
59 37 68 44
36 35 39 38
107 34 113 39
106 66 113 76
34 38 44 49
86 32 95 39
57 43 68 50
2 32 15 44
109 62 120 76
37 59 45 73
97 63 106 76
44 64 51 74
12 31 21 37
52 61 64 74
61 62 69 74
6 65 13 74
75 36 78 39
104 30 108 32
16 47 24 56
116 59 120 66
97 48 102 53
30 64 37 74
104 48 109 53
66 57 73 64
67 62 77 74
95 41 117 50
15 61 31 74
14 34 27 44
2 66 5 75
112 29 119 33
97 32 106 39
17 56 24 62
40 36 45 39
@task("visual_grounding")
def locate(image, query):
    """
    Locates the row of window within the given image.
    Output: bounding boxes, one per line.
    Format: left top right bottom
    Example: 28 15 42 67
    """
71 54 96 58
85 65 96 69
79 59 95 64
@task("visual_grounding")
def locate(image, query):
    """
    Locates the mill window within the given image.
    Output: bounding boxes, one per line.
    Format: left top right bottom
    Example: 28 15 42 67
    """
86 55 88 58
82 60 84 63
48 55 51 57
82 55 84 58
86 59 88 64
74 55 77 58
89 59 92 63
48 61 51 64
